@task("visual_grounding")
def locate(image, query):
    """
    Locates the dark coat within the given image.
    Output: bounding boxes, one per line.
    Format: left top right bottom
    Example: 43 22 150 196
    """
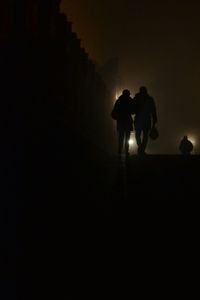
133 92 157 131
111 95 134 131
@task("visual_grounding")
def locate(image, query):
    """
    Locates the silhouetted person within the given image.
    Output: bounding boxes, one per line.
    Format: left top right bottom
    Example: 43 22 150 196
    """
133 86 157 155
179 136 194 155
111 89 134 157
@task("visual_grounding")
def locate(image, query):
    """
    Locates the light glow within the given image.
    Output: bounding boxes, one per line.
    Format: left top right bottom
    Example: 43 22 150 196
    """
187 136 196 146
128 139 134 145
115 91 120 100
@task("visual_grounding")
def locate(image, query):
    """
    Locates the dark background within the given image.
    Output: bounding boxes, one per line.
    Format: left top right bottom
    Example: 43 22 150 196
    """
0 2 199 299
62 0 200 153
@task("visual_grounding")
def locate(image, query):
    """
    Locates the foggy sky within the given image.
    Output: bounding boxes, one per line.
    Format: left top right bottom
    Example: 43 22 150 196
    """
61 0 200 153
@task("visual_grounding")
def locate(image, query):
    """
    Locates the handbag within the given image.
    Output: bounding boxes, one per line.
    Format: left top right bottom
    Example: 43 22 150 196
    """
149 125 159 140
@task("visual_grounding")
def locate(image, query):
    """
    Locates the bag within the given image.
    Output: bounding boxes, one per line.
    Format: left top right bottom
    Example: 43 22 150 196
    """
149 125 159 140
111 108 118 120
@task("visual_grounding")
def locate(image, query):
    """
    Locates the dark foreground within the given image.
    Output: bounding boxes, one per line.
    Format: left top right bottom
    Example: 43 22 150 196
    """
1 152 200 299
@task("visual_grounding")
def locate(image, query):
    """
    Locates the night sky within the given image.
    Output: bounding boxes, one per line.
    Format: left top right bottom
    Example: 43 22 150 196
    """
61 0 200 153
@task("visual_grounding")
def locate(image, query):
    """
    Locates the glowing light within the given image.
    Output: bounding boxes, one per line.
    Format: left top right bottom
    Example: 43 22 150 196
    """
115 91 120 100
128 139 134 146
187 136 196 146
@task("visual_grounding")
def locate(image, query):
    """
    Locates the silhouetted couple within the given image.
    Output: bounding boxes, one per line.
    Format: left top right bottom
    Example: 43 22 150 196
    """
111 87 158 157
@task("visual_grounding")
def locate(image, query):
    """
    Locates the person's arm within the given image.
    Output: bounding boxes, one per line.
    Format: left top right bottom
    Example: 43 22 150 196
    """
111 100 119 120
130 98 136 115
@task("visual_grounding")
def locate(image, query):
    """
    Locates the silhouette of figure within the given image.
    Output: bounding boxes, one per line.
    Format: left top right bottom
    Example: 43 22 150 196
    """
111 89 134 157
179 136 194 155
133 86 157 155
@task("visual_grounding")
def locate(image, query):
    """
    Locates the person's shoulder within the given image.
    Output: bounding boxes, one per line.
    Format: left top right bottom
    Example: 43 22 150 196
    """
115 98 121 104
116 95 123 102
133 93 140 100
117 95 125 103
114 98 119 103
113 98 121 108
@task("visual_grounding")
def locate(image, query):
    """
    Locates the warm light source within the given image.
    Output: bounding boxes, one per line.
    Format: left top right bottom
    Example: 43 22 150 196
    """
128 139 134 145
115 91 120 100
187 135 196 146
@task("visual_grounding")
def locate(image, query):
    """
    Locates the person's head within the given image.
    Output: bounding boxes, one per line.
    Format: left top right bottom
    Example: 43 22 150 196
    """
139 86 148 95
122 89 130 97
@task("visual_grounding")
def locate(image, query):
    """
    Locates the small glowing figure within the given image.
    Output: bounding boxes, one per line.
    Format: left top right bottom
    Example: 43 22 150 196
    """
179 136 194 155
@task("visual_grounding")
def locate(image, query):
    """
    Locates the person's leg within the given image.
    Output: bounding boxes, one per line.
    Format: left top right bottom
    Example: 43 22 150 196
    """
118 130 124 155
140 128 149 154
135 128 142 154
125 131 131 155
